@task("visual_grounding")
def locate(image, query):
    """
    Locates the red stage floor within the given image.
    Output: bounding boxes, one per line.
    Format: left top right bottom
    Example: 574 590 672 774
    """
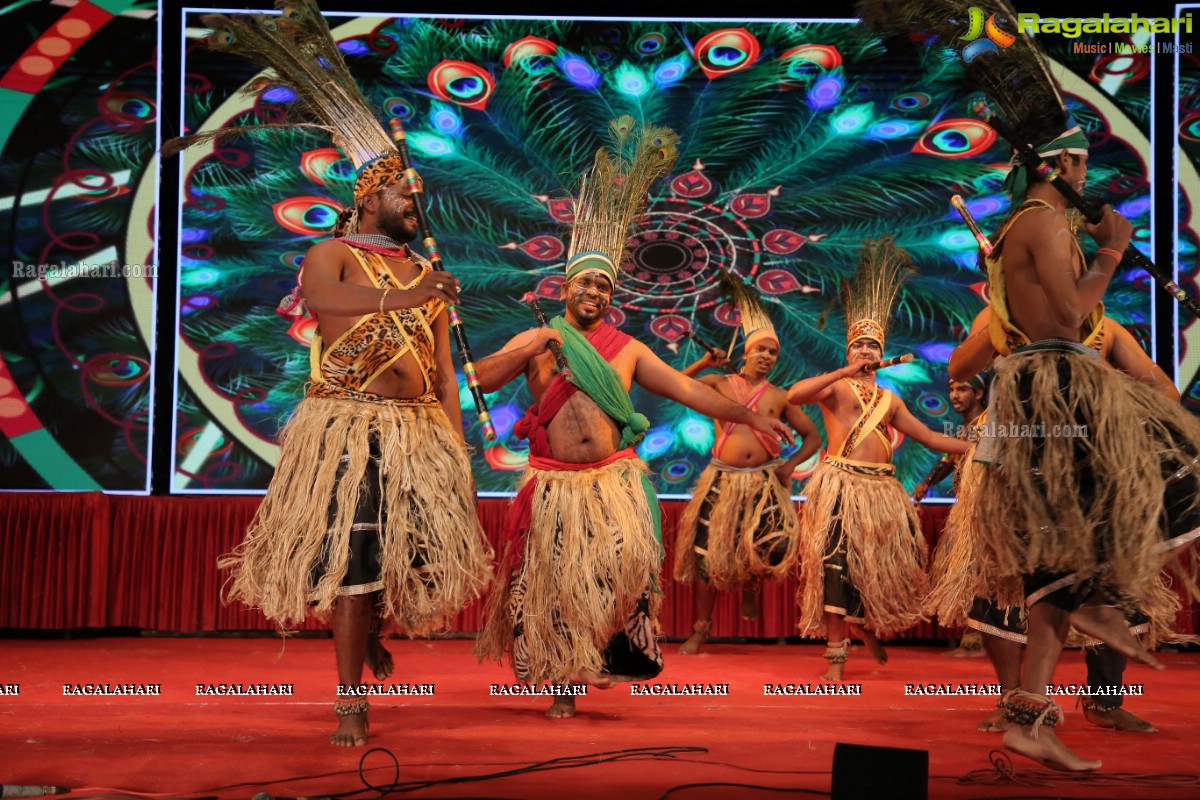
2 637 1198 799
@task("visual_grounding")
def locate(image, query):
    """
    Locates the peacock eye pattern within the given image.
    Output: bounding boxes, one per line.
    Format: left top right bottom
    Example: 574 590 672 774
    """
427 60 496 110
912 119 997 159
693 28 761 80
164 15 1156 494
272 196 343 236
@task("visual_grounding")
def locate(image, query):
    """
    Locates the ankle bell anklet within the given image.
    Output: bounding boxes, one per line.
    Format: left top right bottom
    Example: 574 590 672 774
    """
824 639 849 664
999 690 1061 736
1080 697 1118 715
333 698 370 717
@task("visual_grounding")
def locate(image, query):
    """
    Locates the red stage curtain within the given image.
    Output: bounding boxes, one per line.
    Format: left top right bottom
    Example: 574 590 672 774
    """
0 492 111 628
107 495 264 631
1 492 1194 639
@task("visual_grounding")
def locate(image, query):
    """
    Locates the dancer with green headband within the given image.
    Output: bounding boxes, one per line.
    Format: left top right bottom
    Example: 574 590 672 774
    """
473 120 794 718
947 114 1200 771
860 0 1200 772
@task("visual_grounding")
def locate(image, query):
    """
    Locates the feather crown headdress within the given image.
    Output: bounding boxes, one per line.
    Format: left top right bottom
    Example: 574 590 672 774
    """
740 300 778 353
565 116 679 287
842 235 915 353
164 0 400 233
716 271 776 353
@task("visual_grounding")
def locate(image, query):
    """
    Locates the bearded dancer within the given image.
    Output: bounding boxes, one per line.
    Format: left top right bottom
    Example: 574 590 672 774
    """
172 1 493 747
473 120 794 717
674 308 822 654
788 237 971 681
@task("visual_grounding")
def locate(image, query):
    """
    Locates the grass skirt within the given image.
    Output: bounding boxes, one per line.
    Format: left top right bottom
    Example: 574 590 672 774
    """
218 393 493 633
923 454 1018 624
796 460 928 638
936 453 1191 646
476 458 663 685
673 461 799 590
969 347 1200 611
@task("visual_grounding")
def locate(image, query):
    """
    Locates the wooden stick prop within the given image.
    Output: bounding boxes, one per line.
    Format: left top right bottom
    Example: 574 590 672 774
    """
865 353 914 371
520 292 573 382
387 119 495 441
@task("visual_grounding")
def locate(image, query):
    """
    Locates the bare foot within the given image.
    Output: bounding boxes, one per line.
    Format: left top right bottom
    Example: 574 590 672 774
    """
1068 605 1163 670
947 630 985 658
1003 724 1101 771
569 671 614 690
330 709 368 747
852 626 888 665
679 621 711 655
943 646 985 658
680 630 708 655
1084 705 1158 733
365 634 394 681
546 695 576 718
740 589 759 620
822 639 849 681
977 707 1010 732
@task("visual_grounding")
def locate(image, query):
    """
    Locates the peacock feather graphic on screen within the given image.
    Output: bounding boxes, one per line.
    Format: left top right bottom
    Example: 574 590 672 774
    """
173 11 1153 495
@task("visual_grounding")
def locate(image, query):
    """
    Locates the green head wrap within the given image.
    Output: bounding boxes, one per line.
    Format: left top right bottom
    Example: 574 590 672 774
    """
1002 127 1089 203
565 251 617 287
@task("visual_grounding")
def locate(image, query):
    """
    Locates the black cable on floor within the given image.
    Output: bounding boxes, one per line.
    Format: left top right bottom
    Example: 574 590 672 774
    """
326 745 712 797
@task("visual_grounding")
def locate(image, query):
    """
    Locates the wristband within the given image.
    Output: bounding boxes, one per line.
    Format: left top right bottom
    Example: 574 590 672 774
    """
1096 247 1123 264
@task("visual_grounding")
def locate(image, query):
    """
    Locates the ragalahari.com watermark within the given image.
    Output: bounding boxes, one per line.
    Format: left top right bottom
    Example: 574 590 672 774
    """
11 259 157 280
943 420 1088 441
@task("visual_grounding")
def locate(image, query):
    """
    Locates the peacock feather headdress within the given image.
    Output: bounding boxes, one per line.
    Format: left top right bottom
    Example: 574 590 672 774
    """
715 269 776 354
855 0 1087 202
164 0 401 233
842 235 916 353
565 115 679 286
738 294 777 353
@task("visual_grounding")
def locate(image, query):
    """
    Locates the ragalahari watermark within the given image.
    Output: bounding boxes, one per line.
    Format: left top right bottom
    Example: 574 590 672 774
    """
11 259 157 280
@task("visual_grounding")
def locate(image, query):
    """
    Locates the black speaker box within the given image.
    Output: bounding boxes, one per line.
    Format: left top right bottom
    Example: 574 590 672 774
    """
831 742 928 800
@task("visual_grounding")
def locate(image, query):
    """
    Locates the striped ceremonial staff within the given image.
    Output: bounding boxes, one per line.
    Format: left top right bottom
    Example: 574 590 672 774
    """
520 292 573 382
388 118 495 441
950 194 994 256
865 353 914 371
975 108 1199 320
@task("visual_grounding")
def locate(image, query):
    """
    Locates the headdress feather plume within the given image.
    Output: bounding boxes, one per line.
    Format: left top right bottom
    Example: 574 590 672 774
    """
566 115 680 282
715 269 775 353
843 235 915 350
855 0 1073 146
164 0 394 168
